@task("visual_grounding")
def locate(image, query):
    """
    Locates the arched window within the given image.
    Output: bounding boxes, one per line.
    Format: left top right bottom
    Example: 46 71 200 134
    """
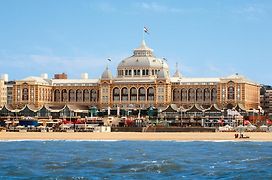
22 88 28 101
203 88 210 102
121 87 128 101
61 89 67 102
83 90 90 102
138 87 146 101
113 87 120 101
76 90 82 102
130 87 137 101
90 89 97 101
196 89 203 102
147 87 154 101
69 90 75 102
181 89 187 102
211 88 217 102
188 89 195 102
228 86 235 100
173 89 180 101
54 90 60 102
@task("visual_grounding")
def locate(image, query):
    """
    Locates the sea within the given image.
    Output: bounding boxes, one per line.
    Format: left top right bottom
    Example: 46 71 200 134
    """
0 140 271 179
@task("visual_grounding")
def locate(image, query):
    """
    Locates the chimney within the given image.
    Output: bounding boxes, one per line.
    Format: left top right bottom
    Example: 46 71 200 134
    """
1 74 8 82
54 73 68 79
81 73 88 79
41 73 48 79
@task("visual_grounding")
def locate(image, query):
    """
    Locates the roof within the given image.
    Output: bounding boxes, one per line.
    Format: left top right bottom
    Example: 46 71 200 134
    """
52 79 98 85
157 69 170 79
221 73 258 85
101 67 113 79
234 103 247 112
134 40 153 51
162 104 179 112
45 104 66 112
21 76 50 85
20 104 40 112
186 104 205 113
206 104 222 112
171 77 220 83
118 56 169 69
114 78 155 83
117 40 169 70
0 104 15 112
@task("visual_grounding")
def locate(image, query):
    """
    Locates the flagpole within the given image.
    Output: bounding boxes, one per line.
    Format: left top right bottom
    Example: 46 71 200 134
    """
142 27 144 41
107 58 111 69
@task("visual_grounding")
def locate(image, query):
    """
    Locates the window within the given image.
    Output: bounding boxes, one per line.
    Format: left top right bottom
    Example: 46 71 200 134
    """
22 88 28 101
142 70 145 76
211 88 217 101
173 89 180 101
138 87 146 101
113 87 120 101
121 87 128 101
130 87 137 101
188 89 195 102
181 89 187 102
228 86 235 100
196 89 203 101
203 88 210 102
147 87 154 101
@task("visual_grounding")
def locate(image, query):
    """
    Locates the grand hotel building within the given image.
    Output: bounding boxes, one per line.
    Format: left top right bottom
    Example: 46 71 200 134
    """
11 41 260 111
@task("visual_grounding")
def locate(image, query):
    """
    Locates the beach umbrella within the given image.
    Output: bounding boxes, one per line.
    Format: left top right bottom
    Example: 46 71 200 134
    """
224 124 234 131
37 125 46 129
260 125 268 132
246 124 256 131
266 120 272 125
244 120 251 125
16 125 25 129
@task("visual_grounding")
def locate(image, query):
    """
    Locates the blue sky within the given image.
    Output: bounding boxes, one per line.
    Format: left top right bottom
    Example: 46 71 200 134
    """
0 0 271 84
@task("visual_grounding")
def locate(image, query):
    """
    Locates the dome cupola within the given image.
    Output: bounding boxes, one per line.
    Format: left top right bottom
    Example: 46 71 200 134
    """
117 40 169 78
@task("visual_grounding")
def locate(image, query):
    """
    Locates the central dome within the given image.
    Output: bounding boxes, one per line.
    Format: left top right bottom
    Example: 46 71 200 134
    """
117 40 169 78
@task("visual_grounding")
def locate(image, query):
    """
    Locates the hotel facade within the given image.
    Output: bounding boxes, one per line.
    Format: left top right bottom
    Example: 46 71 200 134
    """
10 41 260 111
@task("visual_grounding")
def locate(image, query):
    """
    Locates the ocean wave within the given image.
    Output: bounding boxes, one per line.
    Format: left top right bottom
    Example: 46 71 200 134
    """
0 141 272 179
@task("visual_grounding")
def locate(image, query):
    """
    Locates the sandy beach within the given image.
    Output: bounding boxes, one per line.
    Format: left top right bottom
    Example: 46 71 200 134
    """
0 132 272 141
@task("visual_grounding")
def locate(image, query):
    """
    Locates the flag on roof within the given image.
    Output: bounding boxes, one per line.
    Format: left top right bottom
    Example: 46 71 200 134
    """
144 27 149 34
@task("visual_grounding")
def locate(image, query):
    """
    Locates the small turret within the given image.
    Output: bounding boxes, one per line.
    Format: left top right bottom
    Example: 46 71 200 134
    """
173 62 182 78
157 69 169 79
101 66 112 80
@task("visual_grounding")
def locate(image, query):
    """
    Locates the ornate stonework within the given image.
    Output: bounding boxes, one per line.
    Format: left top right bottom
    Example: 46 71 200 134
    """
12 41 260 110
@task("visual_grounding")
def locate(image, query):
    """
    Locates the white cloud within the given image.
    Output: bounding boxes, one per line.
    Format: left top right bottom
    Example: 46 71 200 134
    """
237 5 264 14
139 2 182 13
95 2 116 13
234 4 266 21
